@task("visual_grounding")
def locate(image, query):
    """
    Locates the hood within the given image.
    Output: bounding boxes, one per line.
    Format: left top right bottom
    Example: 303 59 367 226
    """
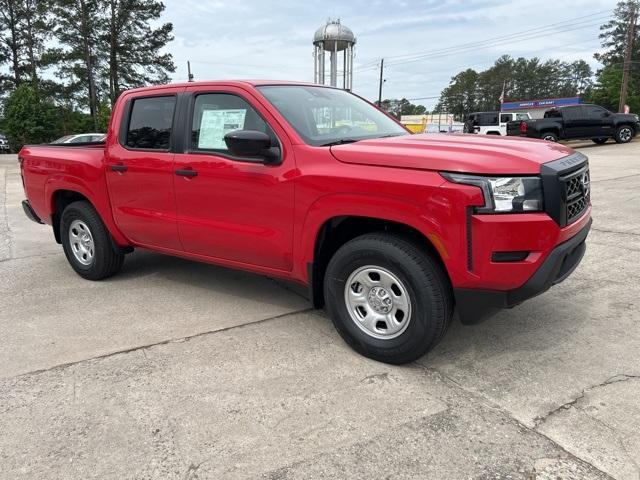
613 113 639 122
330 133 575 175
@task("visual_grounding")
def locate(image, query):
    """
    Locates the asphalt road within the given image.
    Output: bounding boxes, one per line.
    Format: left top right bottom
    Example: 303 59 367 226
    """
0 140 638 479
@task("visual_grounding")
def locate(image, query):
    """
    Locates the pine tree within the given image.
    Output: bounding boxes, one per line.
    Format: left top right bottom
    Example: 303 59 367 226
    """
593 0 639 112
51 0 104 129
0 0 23 88
103 0 175 106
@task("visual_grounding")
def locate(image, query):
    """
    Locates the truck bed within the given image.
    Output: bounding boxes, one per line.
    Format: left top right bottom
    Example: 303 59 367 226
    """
20 143 108 228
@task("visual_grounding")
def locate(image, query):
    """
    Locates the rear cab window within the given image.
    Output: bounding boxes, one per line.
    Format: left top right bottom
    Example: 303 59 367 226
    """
125 96 176 150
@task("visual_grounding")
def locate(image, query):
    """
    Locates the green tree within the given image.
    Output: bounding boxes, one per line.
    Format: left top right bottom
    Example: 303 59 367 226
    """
379 98 427 118
51 0 105 129
436 55 594 116
593 0 639 112
104 0 175 106
0 0 23 90
0 0 56 95
3 84 59 150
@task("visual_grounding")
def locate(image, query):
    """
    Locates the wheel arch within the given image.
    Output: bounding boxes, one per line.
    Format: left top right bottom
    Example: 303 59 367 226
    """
307 215 450 309
50 189 93 244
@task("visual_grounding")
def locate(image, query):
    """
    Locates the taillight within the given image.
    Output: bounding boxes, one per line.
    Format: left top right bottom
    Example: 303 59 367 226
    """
519 121 528 134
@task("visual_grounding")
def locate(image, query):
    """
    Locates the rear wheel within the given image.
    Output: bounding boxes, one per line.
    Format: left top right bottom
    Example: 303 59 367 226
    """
614 125 634 144
542 132 558 142
323 233 453 364
592 138 608 145
61 201 124 280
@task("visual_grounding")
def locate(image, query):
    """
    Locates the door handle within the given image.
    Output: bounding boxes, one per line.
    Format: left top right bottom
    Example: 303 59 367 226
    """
175 169 198 177
110 164 128 172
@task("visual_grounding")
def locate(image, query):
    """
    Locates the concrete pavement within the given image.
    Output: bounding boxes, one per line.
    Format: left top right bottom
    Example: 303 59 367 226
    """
0 140 638 479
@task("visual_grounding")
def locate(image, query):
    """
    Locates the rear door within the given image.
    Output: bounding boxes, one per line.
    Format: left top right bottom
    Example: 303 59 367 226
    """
560 106 584 138
105 88 183 250
499 113 512 135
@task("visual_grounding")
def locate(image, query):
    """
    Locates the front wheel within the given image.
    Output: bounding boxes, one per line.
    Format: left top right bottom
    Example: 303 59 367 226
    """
323 233 453 364
614 125 634 144
61 201 124 280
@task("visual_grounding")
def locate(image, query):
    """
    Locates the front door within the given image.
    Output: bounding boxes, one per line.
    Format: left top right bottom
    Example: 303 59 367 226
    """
105 91 182 250
173 88 295 271
582 105 614 138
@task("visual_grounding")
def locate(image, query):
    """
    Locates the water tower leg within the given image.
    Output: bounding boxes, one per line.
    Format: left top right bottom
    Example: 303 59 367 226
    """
330 49 337 87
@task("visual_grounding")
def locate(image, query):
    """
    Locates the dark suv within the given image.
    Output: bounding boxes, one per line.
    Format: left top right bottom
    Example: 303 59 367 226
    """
508 104 640 144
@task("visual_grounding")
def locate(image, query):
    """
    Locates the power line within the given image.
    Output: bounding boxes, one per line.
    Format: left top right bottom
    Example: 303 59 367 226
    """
354 9 611 67
354 19 609 74
353 13 611 73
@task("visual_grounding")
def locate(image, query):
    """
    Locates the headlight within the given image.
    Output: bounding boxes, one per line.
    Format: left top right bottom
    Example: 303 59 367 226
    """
442 173 544 213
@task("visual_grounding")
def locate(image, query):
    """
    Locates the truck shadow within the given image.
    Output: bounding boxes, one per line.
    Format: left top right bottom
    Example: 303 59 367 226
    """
110 249 309 308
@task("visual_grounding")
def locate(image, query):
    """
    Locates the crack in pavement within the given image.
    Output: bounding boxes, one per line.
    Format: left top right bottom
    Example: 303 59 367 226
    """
591 173 640 183
415 363 618 480
1 307 313 381
591 227 640 237
532 374 640 429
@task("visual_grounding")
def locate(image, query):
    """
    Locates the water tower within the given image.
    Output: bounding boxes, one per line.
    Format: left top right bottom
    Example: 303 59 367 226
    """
313 19 356 90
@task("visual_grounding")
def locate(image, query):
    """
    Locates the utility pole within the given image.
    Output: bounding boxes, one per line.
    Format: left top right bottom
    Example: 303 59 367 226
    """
619 5 637 112
187 61 194 82
377 58 384 107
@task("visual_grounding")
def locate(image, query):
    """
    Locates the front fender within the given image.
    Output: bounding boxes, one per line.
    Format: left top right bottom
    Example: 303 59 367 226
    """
295 192 451 282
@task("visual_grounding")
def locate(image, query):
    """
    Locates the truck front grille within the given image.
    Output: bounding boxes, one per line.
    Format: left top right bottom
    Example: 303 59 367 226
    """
540 152 590 227
561 167 590 225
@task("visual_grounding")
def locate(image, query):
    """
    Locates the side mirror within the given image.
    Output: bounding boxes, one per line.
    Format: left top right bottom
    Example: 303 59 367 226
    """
603 111 611 117
224 130 279 163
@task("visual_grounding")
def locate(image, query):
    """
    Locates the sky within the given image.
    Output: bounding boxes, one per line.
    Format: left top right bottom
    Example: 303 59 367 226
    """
164 0 618 109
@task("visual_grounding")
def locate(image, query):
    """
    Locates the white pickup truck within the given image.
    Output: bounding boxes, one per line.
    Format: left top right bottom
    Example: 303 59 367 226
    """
464 111 532 136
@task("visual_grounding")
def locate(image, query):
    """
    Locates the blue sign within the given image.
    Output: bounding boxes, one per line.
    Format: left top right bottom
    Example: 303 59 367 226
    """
501 97 581 110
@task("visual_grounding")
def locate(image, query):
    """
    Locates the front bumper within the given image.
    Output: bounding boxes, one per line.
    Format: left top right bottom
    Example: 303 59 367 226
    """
454 217 591 324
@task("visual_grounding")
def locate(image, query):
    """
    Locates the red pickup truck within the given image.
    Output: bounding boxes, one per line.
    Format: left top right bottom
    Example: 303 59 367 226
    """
19 81 592 364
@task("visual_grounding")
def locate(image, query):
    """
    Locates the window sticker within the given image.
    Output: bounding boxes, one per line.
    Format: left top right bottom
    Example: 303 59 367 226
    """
198 108 247 149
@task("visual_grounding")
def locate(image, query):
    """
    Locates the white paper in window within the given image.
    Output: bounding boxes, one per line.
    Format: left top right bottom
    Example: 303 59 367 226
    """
198 109 247 149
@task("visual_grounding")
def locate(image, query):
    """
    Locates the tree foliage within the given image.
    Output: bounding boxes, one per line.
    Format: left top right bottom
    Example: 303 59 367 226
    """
380 98 427 118
436 55 594 118
2 84 59 150
592 0 639 112
0 0 175 149
105 0 175 105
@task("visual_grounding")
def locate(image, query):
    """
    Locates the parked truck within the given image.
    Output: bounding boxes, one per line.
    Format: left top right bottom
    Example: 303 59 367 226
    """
507 104 639 144
20 81 592 364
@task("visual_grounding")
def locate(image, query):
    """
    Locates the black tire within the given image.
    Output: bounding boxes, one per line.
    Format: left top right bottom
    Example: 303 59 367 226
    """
541 132 558 142
592 138 608 145
60 201 124 280
614 125 634 144
323 233 453 364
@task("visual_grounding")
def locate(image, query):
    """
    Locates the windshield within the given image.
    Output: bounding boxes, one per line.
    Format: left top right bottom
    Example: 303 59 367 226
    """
257 85 408 146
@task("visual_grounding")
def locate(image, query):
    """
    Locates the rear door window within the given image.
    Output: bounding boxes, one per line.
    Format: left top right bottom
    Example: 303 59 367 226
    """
560 107 583 121
125 96 176 150
479 113 498 126
500 114 511 123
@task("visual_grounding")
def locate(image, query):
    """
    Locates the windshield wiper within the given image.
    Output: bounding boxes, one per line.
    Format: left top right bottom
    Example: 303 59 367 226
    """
320 138 360 147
